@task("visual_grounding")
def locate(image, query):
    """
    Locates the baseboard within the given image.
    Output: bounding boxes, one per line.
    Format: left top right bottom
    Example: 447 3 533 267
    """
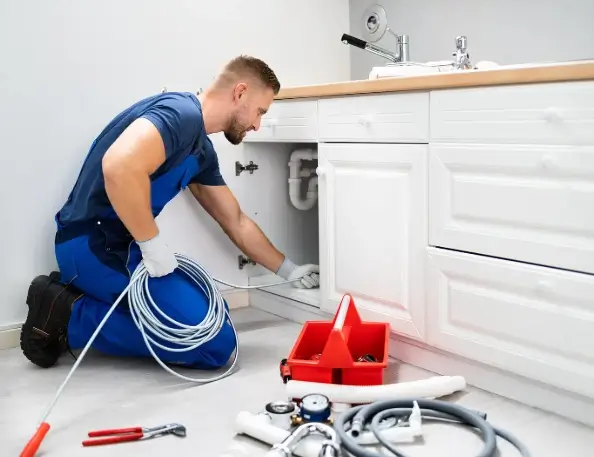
222 289 249 309
389 334 594 428
0 327 20 350
249 289 594 429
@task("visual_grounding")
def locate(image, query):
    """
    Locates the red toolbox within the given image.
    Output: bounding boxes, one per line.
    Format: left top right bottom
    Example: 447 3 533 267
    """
281 293 390 385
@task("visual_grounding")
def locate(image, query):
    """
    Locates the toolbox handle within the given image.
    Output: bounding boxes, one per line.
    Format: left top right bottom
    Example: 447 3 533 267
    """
332 294 362 331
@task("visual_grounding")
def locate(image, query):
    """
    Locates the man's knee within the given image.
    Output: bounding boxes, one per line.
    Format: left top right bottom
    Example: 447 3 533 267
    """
199 319 237 368
146 275 236 368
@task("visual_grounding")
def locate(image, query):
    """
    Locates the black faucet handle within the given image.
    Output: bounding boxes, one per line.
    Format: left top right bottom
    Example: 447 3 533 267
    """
341 33 367 50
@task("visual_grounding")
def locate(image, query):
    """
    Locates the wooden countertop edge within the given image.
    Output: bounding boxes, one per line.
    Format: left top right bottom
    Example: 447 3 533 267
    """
275 62 594 100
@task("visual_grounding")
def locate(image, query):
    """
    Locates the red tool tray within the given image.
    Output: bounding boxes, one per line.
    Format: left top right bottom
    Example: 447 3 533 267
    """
284 293 390 385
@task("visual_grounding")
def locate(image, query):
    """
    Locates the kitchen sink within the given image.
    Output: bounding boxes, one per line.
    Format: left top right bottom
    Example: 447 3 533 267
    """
368 59 594 80
368 62 456 79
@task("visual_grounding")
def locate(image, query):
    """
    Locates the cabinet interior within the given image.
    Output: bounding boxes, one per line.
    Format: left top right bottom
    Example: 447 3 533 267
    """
241 141 320 307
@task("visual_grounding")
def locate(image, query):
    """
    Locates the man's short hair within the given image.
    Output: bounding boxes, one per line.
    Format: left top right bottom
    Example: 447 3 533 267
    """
221 55 281 95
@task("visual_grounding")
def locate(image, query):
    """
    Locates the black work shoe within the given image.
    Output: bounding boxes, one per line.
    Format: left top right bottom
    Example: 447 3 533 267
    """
20 272 83 368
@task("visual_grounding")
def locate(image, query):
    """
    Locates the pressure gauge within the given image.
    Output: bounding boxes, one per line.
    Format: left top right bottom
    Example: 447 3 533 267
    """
300 393 331 423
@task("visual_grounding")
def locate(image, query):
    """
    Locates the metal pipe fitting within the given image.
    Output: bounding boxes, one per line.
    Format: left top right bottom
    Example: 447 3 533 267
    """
270 422 340 457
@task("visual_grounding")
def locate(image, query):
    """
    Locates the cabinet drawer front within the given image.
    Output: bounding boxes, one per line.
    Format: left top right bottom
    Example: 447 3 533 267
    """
429 143 594 274
318 92 429 143
430 81 594 144
426 247 594 398
244 99 318 142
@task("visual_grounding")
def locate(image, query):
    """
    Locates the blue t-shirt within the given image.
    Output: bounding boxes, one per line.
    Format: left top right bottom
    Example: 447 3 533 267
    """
56 92 225 226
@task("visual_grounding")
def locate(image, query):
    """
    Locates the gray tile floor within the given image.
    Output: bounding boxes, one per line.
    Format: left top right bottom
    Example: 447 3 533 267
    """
2 306 593 456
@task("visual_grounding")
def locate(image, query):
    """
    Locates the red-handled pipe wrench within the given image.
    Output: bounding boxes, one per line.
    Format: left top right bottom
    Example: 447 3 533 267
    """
82 423 186 446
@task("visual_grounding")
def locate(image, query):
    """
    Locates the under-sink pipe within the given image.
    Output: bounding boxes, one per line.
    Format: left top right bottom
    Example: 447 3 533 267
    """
289 148 318 211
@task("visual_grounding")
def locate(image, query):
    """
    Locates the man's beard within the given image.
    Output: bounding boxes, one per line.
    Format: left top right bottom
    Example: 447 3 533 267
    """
224 115 248 145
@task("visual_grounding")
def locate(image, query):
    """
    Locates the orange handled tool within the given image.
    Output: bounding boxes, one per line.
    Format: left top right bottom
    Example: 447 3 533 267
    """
19 422 51 457
82 423 186 447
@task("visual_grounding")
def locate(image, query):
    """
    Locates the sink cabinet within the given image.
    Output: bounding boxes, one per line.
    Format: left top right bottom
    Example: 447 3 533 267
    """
242 80 594 426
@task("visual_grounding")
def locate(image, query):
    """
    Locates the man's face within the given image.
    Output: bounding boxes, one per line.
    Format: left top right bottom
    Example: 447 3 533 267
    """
225 82 275 145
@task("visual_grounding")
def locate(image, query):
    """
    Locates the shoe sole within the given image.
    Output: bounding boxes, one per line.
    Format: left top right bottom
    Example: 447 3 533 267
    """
20 275 61 368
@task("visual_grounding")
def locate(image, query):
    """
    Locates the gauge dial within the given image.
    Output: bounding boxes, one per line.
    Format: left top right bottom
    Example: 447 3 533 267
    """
301 394 330 413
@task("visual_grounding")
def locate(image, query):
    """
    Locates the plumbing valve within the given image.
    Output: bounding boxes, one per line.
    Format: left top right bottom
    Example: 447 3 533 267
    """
453 35 472 69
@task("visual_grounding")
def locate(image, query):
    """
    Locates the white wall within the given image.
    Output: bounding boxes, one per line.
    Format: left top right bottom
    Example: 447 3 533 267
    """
349 0 594 80
0 0 350 329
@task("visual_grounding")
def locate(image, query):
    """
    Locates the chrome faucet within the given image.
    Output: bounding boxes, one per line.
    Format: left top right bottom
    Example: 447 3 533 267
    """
341 32 409 64
393 32 410 62
341 4 409 65
453 36 472 69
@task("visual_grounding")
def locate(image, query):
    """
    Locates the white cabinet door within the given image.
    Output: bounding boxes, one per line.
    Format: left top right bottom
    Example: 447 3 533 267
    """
317 143 428 340
426 247 594 399
429 143 594 274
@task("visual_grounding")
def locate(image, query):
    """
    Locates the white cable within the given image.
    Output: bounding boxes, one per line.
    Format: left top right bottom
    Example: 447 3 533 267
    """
36 253 303 426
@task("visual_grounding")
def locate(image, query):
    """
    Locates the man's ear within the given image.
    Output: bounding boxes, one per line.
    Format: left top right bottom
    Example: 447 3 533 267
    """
233 83 248 101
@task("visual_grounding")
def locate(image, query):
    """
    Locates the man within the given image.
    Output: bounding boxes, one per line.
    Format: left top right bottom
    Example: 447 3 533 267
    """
20 55 320 370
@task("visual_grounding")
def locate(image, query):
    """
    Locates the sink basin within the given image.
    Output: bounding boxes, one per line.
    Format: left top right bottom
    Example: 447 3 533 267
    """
368 59 594 80
472 60 594 71
369 62 456 79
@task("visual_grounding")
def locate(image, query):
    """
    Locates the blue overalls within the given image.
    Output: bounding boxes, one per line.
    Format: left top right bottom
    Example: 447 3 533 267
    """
53 92 236 369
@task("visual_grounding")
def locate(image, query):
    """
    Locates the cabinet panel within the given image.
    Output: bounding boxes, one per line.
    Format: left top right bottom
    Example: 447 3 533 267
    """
429 143 594 274
243 99 318 142
426 247 594 399
430 81 594 145
317 143 427 340
318 92 429 143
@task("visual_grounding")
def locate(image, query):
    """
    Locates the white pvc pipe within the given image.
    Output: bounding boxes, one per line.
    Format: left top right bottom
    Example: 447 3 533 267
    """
290 148 317 163
288 148 318 211
286 376 467 404
289 180 317 210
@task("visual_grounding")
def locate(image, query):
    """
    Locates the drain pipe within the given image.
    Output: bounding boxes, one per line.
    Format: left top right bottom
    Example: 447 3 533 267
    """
289 149 318 211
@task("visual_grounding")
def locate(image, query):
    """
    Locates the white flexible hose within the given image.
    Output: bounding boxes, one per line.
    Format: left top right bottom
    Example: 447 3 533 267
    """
36 253 302 426
285 376 467 404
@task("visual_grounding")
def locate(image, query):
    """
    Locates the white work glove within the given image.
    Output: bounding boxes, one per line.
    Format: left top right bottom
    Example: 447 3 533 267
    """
137 233 178 277
277 257 320 289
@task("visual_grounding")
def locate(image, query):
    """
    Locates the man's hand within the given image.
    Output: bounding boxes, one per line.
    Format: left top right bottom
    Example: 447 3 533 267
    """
275 257 320 289
286 264 320 289
137 234 178 277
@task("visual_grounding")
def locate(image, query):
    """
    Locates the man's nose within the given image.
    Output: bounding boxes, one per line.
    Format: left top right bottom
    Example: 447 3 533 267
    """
253 118 261 132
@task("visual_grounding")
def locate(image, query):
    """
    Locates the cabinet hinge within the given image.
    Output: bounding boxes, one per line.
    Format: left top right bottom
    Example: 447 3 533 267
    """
238 255 256 269
236 160 259 176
